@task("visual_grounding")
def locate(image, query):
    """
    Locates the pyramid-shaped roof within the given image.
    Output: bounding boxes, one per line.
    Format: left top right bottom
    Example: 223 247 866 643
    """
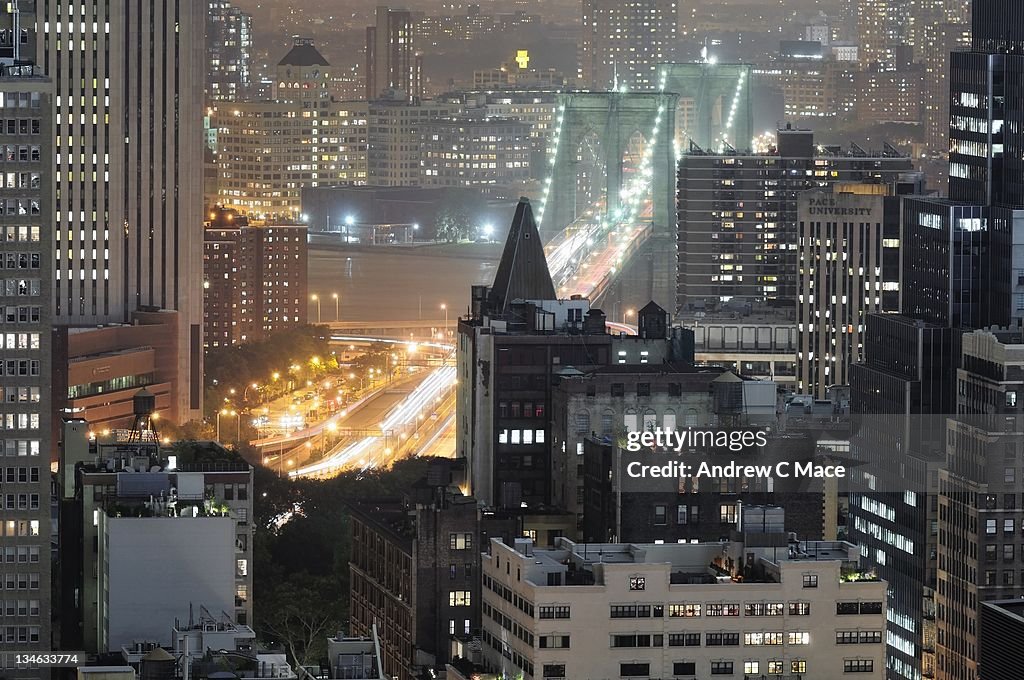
278 41 329 67
488 198 556 314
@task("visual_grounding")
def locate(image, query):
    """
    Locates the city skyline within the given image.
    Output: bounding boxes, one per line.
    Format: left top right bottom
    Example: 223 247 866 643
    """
1 1 1024 680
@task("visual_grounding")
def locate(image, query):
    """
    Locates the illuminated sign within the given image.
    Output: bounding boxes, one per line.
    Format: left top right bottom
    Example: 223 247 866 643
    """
515 50 530 70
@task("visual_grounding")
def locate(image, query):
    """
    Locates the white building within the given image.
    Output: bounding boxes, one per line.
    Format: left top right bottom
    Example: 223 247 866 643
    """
481 537 887 679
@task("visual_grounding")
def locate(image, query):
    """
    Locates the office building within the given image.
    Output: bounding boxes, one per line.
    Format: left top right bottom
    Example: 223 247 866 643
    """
52 310 191 432
207 0 253 102
796 183 904 398
203 210 308 348
41 0 206 425
481 536 887 679
457 198 613 507
0 1 51 670
366 96 462 186
936 329 1024 680
420 117 531 188
366 6 422 101
676 127 913 312
579 0 677 90
978 600 1024 680
210 98 369 220
57 412 254 652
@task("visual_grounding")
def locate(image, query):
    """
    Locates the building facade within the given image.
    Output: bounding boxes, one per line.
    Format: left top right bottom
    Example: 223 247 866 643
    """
40 0 206 424
57 418 254 652
676 128 913 313
796 184 902 398
482 536 887 679
210 98 369 220
348 488 484 680
457 199 613 508
0 1 51 669
936 329 1024 680
579 0 677 90
203 211 308 348
366 97 462 187
366 6 422 102
420 117 531 188
207 0 252 102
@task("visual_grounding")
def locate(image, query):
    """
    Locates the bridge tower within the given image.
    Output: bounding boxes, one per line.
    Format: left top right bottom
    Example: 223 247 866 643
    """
541 91 678 312
657 62 754 152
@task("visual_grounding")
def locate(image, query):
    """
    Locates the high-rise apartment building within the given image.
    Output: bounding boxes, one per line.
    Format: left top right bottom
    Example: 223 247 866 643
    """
210 98 369 219
365 6 422 102
857 0 907 68
366 96 461 186
420 117 531 187
579 0 677 90
39 0 206 424
676 127 913 313
0 1 51 669
203 210 308 348
207 0 253 102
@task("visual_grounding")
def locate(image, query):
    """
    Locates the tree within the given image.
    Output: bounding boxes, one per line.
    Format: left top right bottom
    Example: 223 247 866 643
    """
257 572 344 667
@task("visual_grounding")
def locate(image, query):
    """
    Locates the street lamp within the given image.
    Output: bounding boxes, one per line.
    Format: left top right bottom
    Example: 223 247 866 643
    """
441 303 448 338
311 294 321 323
331 292 339 320
216 408 228 441
244 382 259 402
624 308 634 325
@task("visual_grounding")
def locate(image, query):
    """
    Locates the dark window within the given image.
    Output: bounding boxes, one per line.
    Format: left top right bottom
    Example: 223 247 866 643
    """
611 383 625 397
637 383 650 397
619 663 649 677
673 662 695 675
837 602 860 615
542 665 565 678
710 661 734 675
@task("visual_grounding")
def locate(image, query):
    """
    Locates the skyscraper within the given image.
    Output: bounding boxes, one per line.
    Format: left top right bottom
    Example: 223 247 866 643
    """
0 1 52 668
365 6 422 101
579 0 677 90
40 0 206 424
207 0 253 102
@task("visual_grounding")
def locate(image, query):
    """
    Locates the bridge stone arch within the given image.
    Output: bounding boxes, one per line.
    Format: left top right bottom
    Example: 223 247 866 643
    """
544 91 678 240
656 63 753 152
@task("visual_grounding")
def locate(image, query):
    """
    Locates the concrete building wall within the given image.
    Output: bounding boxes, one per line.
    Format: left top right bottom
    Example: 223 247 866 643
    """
482 539 887 679
42 0 206 424
102 516 236 651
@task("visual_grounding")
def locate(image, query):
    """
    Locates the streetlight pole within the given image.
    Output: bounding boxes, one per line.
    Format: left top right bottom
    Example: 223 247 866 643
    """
441 303 448 340
311 294 321 324
332 292 339 320
216 409 226 441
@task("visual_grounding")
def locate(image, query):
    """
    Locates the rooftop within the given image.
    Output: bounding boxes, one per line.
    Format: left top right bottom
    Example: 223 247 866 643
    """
277 38 329 67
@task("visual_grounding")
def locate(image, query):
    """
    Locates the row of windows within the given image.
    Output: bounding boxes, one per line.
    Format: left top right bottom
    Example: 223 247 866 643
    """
0 600 40 617
0 253 40 269
483 573 534 618
610 602 812 618
0 573 41 590
0 279 41 297
0 493 40 510
0 520 39 537
0 626 41 644
0 387 40 404
0 442 41 457
1 467 40 482
0 306 41 323
0 413 40 430
0 546 40 563
0 226 41 242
